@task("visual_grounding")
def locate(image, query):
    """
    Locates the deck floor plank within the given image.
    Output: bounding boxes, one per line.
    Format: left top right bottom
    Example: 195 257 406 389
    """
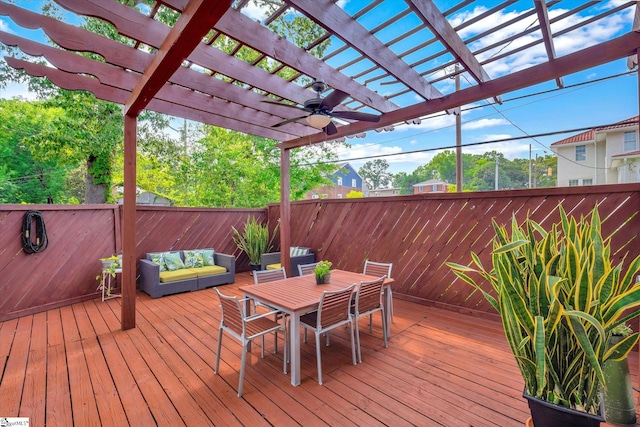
0 316 32 416
45 343 73 426
0 271 635 426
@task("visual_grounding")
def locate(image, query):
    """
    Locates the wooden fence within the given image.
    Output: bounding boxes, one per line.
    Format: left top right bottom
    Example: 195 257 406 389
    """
1 184 639 321
0 205 263 321
267 183 640 319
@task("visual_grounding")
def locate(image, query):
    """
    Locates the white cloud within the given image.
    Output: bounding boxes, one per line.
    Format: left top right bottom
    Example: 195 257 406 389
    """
448 4 632 79
335 142 433 173
0 81 37 100
0 18 13 34
464 138 530 160
240 3 268 22
461 118 508 130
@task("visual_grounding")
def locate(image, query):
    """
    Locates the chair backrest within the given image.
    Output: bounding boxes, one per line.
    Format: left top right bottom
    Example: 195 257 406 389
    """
355 276 386 315
363 260 392 279
316 285 355 329
215 288 244 336
297 262 319 276
254 267 286 284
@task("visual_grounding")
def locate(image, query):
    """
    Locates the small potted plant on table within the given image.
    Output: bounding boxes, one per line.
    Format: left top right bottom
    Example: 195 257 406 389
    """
447 205 640 427
314 260 332 284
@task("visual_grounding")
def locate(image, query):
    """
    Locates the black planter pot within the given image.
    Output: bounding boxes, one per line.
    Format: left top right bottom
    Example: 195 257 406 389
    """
250 264 261 271
523 390 604 427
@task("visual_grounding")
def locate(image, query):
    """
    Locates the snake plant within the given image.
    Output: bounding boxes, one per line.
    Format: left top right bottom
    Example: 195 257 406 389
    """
232 216 277 265
447 204 640 414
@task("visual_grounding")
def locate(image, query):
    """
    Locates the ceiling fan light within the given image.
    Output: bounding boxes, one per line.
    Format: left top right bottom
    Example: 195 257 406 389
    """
306 113 332 129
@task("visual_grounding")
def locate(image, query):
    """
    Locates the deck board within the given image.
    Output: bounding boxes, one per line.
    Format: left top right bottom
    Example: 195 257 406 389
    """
0 271 636 426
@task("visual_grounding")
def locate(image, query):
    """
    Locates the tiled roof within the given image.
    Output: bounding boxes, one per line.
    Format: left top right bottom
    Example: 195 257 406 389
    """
551 116 638 146
611 150 640 158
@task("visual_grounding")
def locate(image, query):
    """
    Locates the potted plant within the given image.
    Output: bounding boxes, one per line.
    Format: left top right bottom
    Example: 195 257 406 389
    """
314 260 332 284
96 254 121 296
447 205 640 427
602 323 636 425
232 216 276 270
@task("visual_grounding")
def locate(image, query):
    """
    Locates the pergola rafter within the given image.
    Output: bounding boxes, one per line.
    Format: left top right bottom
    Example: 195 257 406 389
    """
0 0 637 330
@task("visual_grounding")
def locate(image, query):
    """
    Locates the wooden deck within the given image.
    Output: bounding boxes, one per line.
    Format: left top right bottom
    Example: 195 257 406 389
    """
0 272 636 426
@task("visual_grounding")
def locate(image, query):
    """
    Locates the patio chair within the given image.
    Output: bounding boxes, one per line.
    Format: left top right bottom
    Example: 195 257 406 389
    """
253 267 287 351
214 288 288 397
364 260 394 323
299 284 357 385
352 276 388 363
297 262 319 276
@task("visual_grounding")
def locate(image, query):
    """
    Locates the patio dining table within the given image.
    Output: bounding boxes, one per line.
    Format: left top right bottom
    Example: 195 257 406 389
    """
239 269 393 386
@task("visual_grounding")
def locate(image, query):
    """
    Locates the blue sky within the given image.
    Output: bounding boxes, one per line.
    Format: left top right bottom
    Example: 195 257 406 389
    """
1 1 637 175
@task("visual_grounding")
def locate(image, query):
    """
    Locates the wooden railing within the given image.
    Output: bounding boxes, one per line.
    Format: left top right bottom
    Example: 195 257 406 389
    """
1 183 639 321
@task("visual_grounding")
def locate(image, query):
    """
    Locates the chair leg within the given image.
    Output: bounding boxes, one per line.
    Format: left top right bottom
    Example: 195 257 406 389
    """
215 326 223 374
389 289 395 323
369 313 373 333
283 323 288 374
349 321 357 366
261 335 265 358
315 331 323 385
381 308 388 348
238 343 248 397
354 317 362 363
273 313 279 353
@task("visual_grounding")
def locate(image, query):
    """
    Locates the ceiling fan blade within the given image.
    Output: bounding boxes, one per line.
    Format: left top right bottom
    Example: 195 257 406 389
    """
272 115 309 128
320 89 349 109
331 110 381 122
323 121 338 135
261 99 309 112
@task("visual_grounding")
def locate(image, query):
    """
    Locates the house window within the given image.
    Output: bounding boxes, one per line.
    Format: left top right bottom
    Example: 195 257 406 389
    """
432 185 438 191
418 186 424 192
337 193 343 198
568 179 579 186
575 145 586 161
582 179 593 186
624 131 637 152
337 177 343 186
351 178 356 187
311 194 319 199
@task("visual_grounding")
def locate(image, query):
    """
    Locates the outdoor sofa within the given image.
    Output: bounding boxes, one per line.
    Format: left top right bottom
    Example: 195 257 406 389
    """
260 246 315 276
139 248 235 298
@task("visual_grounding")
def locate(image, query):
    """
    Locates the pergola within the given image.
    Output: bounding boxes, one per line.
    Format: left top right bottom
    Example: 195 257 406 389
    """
1 0 639 330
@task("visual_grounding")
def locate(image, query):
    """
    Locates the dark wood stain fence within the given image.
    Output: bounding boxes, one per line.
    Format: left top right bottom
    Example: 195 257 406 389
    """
1 184 639 322
0 205 263 321
268 183 640 319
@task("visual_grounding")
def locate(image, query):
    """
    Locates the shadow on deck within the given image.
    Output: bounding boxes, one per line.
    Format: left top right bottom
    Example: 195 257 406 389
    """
0 271 636 426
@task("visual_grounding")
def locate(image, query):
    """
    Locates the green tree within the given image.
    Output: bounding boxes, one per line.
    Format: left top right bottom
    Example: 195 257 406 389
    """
359 159 393 190
0 99 70 203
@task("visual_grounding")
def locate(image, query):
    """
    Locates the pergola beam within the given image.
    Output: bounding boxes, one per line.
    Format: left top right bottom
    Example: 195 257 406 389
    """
534 0 564 88
280 30 640 149
284 0 447 103
125 0 232 116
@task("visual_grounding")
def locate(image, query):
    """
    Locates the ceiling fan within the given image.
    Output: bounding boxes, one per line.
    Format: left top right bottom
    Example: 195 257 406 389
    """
262 80 381 135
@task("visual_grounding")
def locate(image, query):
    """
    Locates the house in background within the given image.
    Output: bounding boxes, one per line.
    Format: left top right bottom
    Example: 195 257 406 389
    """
550 116 639 186
369 187 402 197
413 179 448 194
117 191 172 206
305 163 365 199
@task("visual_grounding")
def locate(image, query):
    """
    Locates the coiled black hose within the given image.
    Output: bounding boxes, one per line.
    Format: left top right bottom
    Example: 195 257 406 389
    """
22 210 49 254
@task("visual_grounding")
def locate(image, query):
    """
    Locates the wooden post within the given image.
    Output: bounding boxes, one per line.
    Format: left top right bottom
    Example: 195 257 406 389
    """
121 114 137 330
280 147 291 277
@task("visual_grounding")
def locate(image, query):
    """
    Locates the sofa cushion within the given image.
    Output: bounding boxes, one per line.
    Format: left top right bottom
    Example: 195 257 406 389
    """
149 252 168 272
183 250 205 268
159 269 198 283
290 247 309 257
192 265 227 277
198 249 216 266
266 263 282 270
164 251 185 271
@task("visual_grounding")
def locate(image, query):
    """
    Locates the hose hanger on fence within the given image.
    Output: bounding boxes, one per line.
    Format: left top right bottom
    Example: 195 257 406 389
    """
22 210 49 254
